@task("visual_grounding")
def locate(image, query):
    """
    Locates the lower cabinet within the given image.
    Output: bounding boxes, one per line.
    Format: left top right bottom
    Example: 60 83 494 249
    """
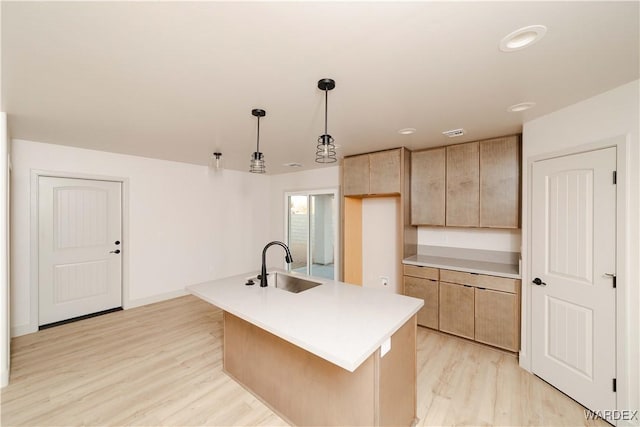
475 288 519 351
438 282 475 340
404 276 439 329
402 265 439 330
403 264 521 352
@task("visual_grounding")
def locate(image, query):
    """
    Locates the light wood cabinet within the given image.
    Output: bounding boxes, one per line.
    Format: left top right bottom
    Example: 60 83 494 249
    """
343 154 370 196
439 281 475 340
446 142 480 227
479 136 520 228
402 265 521 351
342 148 416 288
410 134 521 229
439 269 521 350
343 149 401 196
403 265 439 329
411 147 446 226
370 150 401 194
475 288 520 351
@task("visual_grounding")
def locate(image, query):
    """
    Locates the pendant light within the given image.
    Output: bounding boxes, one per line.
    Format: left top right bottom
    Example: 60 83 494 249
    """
250 108 266 173
316 78 337 163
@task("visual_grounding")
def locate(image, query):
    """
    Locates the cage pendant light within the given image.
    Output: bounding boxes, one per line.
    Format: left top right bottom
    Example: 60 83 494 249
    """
250 108 266 173
316 78 337 163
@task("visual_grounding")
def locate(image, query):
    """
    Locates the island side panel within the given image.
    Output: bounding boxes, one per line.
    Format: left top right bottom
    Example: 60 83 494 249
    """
377 314 418 426
223 312 376 426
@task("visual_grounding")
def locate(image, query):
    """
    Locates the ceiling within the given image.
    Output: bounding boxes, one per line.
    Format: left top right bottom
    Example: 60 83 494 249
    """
2 1 638 174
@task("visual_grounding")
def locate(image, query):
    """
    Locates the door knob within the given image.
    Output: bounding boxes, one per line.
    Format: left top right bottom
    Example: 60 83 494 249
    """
532 277 546 286
110 249 121 254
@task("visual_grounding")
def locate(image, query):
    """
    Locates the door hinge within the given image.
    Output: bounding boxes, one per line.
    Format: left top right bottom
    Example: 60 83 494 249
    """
613 378 617 392
613 171 617 184
605 273 617 288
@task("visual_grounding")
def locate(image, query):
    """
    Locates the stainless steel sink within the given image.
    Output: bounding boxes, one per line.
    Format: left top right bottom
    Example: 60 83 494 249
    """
273 272 322 293
248 272 322 293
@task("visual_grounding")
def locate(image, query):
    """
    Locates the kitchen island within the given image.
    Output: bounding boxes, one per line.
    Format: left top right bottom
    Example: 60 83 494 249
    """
188 270 423 426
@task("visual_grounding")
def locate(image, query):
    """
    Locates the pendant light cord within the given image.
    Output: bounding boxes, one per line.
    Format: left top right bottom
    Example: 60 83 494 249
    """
324 89 329 136
256 115 260 153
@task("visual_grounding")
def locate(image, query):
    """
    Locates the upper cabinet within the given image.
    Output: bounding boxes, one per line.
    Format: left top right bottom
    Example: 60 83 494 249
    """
411 135 521 229
446 142 480 227
343 154 370 196
479 136 520 228
343 149 401 196
369 150 401 194
411 147 446 226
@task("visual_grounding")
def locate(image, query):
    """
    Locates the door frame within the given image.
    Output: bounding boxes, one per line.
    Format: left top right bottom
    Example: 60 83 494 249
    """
283 188 340 279
522 135 631 418
28 170 130 334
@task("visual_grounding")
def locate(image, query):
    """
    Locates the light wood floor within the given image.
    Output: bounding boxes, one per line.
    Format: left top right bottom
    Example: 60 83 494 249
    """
1 295 607 426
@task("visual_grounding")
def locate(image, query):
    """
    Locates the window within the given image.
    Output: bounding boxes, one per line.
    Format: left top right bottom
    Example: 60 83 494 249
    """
285 189 339 280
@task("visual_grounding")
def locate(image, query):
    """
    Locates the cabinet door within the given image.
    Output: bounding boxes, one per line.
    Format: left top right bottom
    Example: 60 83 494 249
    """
369 150 401 195
343 154 370 196
403 276 438 329
480 136 520 228
411 148 446 225
446 142 479 227
439 281 474 339
475 288 520 351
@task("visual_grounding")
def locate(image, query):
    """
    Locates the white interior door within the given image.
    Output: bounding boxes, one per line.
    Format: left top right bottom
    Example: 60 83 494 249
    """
38 177 122 326
531 147 616 413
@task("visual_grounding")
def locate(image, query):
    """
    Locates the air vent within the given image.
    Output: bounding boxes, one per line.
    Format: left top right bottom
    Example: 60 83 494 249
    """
442 128 465 138
283 162 303 168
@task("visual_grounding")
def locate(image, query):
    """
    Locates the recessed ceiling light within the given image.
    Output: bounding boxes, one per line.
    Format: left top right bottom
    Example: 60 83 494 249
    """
283 162 303 168
499 25 547 52
398 128 416 135
507 102 536 112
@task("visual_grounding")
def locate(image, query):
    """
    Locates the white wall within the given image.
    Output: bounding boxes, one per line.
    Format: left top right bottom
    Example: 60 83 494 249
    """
1 113 9 387
362 197 401 293
521 80 639 421
417 227 521 252
10 139 271 336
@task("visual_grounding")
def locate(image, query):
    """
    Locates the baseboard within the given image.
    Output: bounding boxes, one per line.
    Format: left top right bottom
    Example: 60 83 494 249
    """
124 289 188 309
10 290 188 337
519 349 531 372
11 323 37 338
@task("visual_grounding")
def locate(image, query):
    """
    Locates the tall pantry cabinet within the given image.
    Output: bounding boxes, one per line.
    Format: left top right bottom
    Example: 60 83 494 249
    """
342 148 416 287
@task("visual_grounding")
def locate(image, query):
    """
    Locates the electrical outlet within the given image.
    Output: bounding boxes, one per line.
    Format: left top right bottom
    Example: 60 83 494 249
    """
380 276 389 287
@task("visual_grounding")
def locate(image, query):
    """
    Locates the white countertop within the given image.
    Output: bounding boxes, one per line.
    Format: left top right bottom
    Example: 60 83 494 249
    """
187 270 423 372
403 254 521 279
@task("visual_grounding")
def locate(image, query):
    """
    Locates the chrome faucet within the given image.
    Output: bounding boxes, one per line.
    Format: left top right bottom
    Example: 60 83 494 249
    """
260 241 294 287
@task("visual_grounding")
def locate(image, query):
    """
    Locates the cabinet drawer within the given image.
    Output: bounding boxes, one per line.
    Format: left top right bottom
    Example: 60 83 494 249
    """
475 275 520 294
440 269 519 294
403 265 439 280
440 269 476 286
403 276 438 329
